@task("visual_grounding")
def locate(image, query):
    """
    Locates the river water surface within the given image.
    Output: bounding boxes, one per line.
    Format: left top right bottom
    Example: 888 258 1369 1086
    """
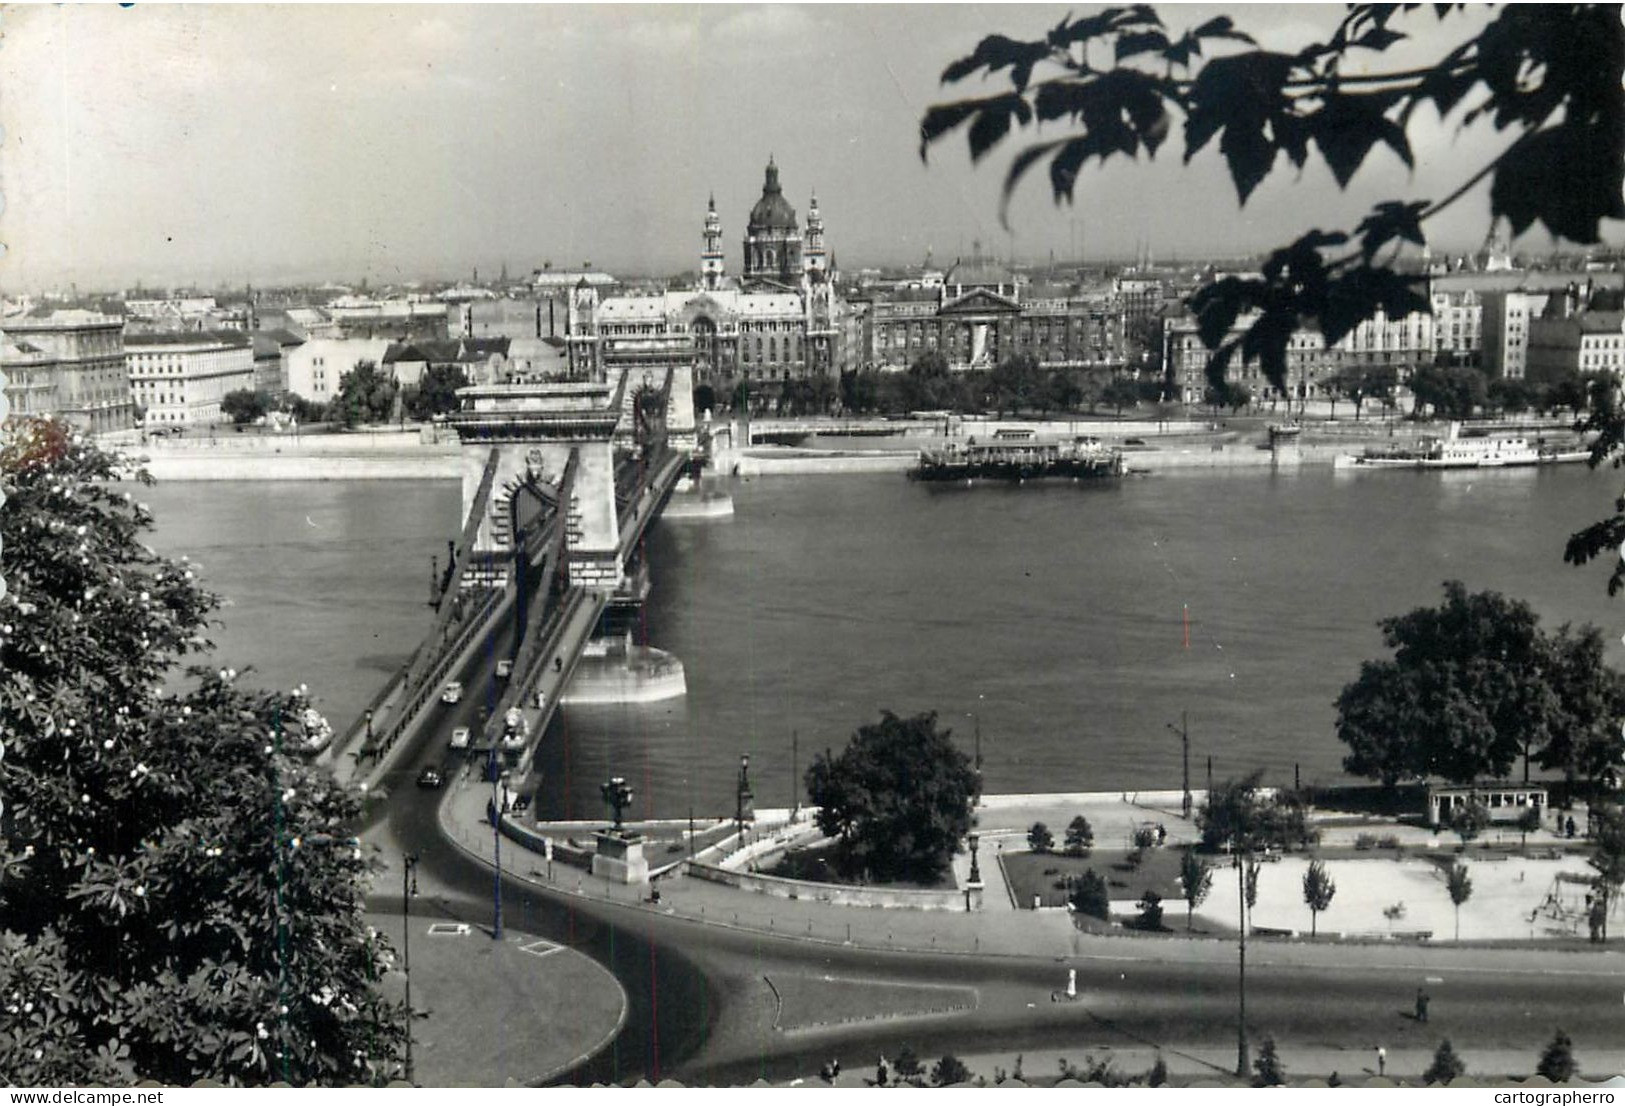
140 464 1624 821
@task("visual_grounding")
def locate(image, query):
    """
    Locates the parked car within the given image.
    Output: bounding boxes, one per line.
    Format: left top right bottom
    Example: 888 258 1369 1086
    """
416 766 445 789
441 681 463 704
495 659 513 679
450 726 471 750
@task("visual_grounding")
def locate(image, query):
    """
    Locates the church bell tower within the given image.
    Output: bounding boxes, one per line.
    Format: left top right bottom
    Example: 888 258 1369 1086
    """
701 194 725 290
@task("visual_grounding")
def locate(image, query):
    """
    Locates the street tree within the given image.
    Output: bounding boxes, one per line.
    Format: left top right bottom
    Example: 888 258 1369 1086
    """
1330 366 1386 421
1536 1030 1579 1082
1451 799 1490 849
805 710 981 883
1178 848 1213 931
1536 625 1625 792
1028 821 1055 853
932 1053 972 1086
990 354 1041 415
1335 582 1570 787
920 6 1621 414
1064 815 1094 857
0 418 404 1084
1135 889 1164 930
1517 805 1542 851
404 362 467 421
1069 869 1110 920
1101 375 1141 417
1586 802 1625 941
1424 1039 1467 1086
1409 364 1488 420
220 389 270 427
1487 376 1534 416
1445 860 1474 941
1301 858 1336 937
328 360 397 428
1251 1039 1284 1087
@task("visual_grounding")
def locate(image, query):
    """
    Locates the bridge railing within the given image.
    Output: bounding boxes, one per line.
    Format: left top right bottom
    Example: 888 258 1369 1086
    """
358 583 504 765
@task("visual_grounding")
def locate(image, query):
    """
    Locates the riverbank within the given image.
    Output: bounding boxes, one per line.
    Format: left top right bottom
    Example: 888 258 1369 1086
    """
112 415 1575 481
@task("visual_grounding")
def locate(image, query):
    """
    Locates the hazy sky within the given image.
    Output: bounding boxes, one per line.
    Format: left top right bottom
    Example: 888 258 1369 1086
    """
4 3 1611 290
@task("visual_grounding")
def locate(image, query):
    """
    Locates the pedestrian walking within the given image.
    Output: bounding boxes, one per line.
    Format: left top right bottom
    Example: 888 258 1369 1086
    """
1415 988 1430 1023
876 1055 890 1087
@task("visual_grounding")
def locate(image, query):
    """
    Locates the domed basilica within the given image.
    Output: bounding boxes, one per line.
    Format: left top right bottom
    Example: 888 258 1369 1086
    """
567 159 844 412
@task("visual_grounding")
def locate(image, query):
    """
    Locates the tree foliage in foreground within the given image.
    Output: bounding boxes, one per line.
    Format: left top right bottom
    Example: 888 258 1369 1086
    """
0 418 404 1085
921 5 1621 398
920 5 1625 599
805 710 981 883
1536 1030 1579 1083
1335 581 1625 787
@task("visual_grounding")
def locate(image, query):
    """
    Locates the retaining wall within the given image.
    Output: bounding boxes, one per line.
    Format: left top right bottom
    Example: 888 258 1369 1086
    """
136 452 460 481
684 859 980 911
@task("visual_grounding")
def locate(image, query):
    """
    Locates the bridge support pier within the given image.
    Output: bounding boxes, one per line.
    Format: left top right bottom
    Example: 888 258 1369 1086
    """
449 381 626 595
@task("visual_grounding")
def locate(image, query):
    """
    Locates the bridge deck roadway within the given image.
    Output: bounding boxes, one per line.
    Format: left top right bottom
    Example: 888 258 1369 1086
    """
339 446 686 793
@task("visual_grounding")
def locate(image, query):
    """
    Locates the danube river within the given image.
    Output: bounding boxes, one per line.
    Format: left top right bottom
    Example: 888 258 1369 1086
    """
140 464 1624 821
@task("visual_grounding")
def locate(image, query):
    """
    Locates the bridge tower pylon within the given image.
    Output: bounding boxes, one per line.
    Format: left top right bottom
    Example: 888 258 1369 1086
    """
447 380 626 594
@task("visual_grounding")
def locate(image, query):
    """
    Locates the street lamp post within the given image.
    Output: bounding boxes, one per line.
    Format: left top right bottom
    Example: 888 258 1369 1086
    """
735 754 753 847
401 853 419 1084
601 776 634 833
1166 711 1192 818
1235 852 1249 1078
967 832 981 883
490 752 505 941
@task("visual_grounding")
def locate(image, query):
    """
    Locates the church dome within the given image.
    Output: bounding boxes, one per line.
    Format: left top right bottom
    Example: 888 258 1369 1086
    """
747 158 798 232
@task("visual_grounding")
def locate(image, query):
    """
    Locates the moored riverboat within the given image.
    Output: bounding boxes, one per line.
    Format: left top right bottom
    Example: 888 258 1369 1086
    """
1334 423 1591 471
910 435 1125 483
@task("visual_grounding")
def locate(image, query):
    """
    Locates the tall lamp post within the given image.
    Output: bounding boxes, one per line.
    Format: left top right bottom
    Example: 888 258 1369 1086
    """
1166 711 1192 818
601 776 634 833
735 754 753 847
401 853 419 1084
490 751 506 941
1234 851 1249 1078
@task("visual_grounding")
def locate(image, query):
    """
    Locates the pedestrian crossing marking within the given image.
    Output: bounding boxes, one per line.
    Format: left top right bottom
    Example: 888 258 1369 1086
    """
427 922 471 937
520 938 563 959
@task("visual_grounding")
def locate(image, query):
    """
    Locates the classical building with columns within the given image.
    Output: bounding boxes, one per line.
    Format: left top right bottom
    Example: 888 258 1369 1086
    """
566 158 842 409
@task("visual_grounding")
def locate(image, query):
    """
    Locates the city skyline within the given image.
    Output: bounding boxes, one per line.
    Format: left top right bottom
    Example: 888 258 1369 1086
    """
7 3 1604 291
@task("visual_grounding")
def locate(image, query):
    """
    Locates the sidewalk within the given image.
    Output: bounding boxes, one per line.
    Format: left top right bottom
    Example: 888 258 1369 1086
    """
367 826 628 1085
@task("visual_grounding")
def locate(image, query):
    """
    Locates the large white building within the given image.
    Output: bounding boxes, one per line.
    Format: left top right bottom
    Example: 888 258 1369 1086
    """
0 340 59 419
125 331 256 427
285 338 393 404
2 311 131 433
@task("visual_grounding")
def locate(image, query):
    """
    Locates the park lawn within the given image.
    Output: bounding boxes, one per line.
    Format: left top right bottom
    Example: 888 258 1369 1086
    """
1002 847 1193 909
